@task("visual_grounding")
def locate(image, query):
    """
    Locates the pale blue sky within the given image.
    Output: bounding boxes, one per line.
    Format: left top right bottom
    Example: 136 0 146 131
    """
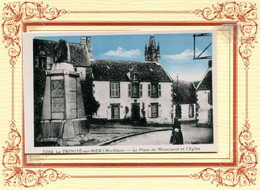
35 33 212 82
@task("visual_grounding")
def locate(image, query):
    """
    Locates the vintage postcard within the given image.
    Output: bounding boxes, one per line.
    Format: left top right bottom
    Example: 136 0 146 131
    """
1 0 259 189
24 30 217 154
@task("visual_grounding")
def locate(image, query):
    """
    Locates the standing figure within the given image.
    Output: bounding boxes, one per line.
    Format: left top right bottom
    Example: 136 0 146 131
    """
170 118 184 144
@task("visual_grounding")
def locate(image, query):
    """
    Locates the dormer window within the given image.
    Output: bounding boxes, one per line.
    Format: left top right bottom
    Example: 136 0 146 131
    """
35 50 51 70
38 56 46 69
35 51 47 69
133 73 138 81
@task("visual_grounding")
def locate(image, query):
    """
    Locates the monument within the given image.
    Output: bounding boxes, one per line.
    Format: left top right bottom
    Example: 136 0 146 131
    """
39 40 89 146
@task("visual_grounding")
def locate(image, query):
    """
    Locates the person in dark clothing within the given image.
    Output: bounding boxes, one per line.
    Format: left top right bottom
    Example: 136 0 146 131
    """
170 118 184 144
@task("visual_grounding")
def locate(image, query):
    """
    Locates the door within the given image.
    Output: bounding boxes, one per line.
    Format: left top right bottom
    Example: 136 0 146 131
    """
111 104 120 119
208 108 213 124
131 103 140 122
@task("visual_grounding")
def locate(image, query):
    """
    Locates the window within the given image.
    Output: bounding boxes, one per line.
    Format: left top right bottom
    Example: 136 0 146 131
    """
158 84 161 96
110 82 120 98
128 84 131 97
111 104 120 119
151 83 158 97
39 57 46 69
188 104 194 118
36 51 47 69
149 83 161 98
151 103 159 118
132 83 139 98
148 84 151 97
139 84 143 97
36 56 47 69
128 82 140 98
175 104 182 119
208 90 212 105
208 108 213 123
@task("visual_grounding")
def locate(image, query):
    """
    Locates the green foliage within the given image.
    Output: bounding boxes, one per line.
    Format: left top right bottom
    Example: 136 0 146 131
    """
34 67 46 138
81 81 100 117
172 80 197 104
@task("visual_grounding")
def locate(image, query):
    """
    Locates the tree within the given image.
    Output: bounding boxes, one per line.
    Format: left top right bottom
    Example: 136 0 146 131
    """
81 80 100 118
33 67 46 140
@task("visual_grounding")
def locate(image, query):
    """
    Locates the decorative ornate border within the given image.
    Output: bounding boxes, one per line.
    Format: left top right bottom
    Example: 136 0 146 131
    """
191 2 258 187
1 1 258 188
2 2 69 187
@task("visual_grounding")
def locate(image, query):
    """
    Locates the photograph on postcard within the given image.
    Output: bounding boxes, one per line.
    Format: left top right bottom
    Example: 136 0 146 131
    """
23 30 217 154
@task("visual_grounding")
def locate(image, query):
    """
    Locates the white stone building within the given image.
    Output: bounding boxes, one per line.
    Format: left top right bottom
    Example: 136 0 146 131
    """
194 62 213 127
89 60 173 124
34 35 173 125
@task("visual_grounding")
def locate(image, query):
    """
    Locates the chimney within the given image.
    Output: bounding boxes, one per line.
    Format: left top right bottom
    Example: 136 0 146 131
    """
208 60 212 68
80 37 92 59
86 37 93 59
80 37 86 48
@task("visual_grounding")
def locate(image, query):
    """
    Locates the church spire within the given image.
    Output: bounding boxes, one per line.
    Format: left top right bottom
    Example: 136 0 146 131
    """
149 35 156 49
145 35 161 64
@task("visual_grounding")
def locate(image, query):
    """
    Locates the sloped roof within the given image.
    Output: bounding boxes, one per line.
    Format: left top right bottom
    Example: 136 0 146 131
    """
69 43 89 66
196 68 212 91
33 39 88 66
192 81 200 89
33 39 172 82
90 59 172 82
172 80 196 104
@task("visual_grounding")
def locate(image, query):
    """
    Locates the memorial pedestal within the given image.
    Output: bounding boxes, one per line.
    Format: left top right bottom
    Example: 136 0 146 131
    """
38 62 89 146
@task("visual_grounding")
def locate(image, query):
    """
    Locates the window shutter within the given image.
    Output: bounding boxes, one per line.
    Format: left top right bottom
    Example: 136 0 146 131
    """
139 84 143 97
158 104 161 117
116 82 120 97
148 84 151 97
188 104 191 118
110 83 112 97
208 91 212 105
112 83 115 97
128 84 131 97
148 104 151 118
158 84 161 97
110 82 120 98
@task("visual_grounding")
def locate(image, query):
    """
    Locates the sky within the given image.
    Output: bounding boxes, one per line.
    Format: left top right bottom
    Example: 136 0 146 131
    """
35 33 212 82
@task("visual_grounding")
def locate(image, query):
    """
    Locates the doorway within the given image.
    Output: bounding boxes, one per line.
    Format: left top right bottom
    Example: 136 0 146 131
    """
111 104 120 120
131 103 140 122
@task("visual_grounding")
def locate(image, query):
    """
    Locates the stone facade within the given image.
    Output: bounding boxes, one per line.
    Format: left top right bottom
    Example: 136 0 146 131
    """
172 103 196 122
194 61 213 127
38 40 89 145
92 81 173 124
34 35 175 128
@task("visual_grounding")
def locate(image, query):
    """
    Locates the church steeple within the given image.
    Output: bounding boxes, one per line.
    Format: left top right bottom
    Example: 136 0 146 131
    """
145 35 161 64
149 35 156 49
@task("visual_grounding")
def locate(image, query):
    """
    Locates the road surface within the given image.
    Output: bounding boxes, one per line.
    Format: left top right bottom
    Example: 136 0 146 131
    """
109 124 213 145
109 130 172 145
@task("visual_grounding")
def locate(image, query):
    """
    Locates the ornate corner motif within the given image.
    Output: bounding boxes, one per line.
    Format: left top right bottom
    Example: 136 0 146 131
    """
2 1 69 69
2 2 69 187
191 2 258 187
192 1 257 69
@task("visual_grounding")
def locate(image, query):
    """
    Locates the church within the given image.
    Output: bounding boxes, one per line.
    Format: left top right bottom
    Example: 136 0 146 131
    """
33 35 173 125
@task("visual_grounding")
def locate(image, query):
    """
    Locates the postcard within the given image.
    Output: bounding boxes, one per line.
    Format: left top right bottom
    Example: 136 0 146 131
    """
1 0 259 189
23 30 217 154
